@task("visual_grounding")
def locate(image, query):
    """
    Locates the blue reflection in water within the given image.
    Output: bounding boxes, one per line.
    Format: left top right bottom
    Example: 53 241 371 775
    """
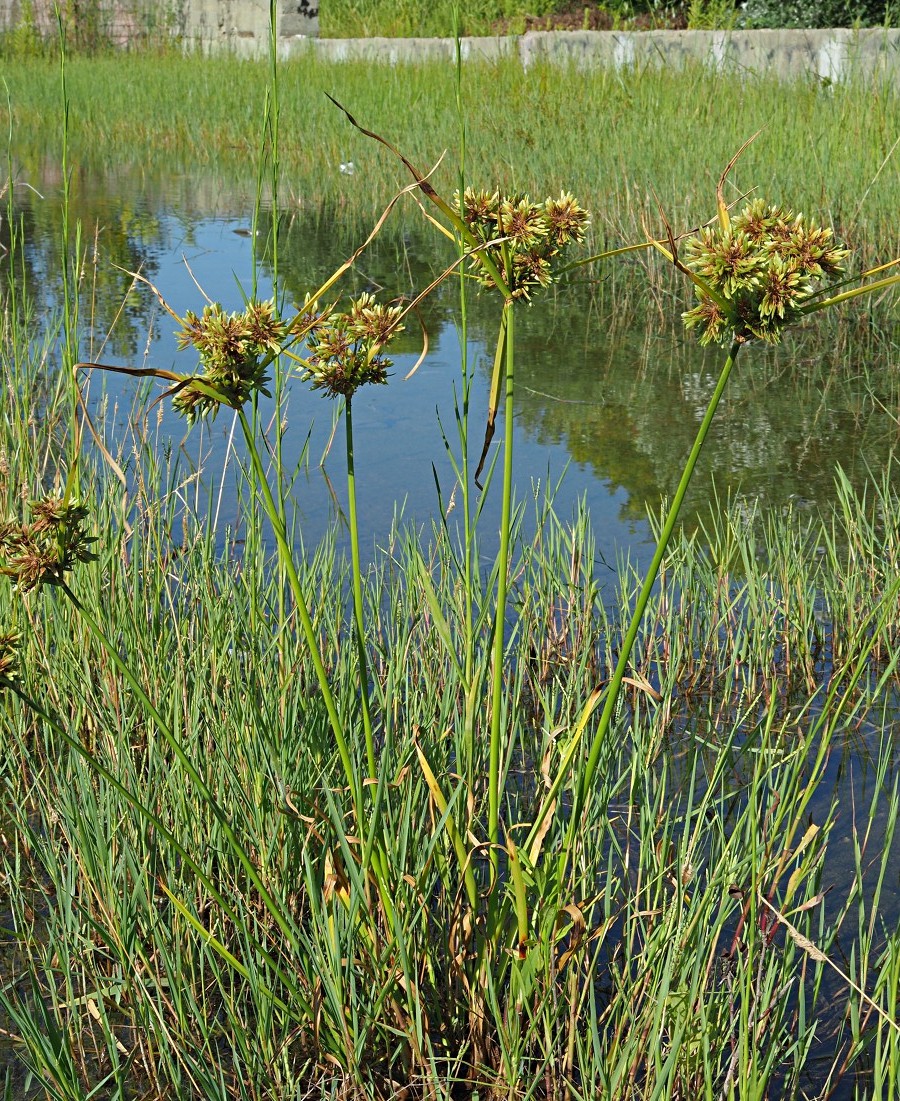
82 212 651 584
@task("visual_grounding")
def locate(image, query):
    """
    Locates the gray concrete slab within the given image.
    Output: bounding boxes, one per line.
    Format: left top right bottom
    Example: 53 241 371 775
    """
2 2 899 82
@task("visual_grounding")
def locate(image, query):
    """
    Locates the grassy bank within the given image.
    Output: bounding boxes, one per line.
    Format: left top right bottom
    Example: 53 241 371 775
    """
4 54 900 263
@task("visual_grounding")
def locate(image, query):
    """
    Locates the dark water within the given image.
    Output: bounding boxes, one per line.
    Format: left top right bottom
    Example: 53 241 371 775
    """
4 161 900 1097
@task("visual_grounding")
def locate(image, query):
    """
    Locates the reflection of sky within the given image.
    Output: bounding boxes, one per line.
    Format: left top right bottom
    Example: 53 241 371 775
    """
80 214 652 586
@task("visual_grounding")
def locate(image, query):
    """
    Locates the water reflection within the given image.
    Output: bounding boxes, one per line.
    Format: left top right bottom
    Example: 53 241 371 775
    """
4 163 900 565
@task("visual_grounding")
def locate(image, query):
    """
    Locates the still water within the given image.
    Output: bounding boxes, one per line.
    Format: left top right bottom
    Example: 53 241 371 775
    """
7 161 900 576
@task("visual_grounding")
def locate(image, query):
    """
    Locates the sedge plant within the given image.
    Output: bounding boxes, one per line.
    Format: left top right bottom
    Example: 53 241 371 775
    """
5 94 900 1093
523 150 900 895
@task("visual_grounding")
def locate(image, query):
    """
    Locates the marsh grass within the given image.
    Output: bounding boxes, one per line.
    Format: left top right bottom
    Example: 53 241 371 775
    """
5 54 900 264
3 39 900 1101
2 376 900 1097
4 291 900 1097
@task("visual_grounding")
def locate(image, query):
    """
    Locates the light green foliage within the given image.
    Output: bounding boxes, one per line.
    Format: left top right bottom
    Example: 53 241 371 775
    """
687 0 737 28
321 0 563 37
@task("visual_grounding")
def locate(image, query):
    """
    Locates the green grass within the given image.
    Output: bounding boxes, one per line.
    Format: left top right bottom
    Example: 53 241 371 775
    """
317 0 551 37
5 53 900 264
3 44 900 1101
2 327 900 1096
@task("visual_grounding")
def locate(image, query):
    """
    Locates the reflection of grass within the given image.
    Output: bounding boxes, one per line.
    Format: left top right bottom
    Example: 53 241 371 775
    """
512 307 900 530
6 53 900 259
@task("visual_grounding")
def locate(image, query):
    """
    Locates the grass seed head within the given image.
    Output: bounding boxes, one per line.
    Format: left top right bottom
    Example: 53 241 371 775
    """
454 187 590 300
0 496 96 593
173 300 281 422
681 201 849 345
303 293 403 399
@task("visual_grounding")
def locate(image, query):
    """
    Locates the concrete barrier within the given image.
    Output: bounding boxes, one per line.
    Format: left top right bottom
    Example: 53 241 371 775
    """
0 0 319 52
306 35 513 64
300 29 900 83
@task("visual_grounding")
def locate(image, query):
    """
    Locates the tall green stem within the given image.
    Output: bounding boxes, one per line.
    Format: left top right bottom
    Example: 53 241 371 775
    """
345 396 376 778
526 340 743 863
237 410 362 826
454 29 477 785
57 15 80 489
488 301 515 892
572 341 741 850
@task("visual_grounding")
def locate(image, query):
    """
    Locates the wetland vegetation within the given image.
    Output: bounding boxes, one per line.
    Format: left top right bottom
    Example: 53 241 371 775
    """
1 46 900 1101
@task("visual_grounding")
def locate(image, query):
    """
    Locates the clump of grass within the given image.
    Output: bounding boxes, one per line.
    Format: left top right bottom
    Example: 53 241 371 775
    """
3 427 900 1097
4 41 900 1101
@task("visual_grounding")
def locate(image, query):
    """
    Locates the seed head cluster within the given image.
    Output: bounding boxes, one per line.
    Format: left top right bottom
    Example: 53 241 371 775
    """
455 189 590 300
174 299 285 421
682 200 850 345
303 293 404 399
0 495 96 593
0 633 19 691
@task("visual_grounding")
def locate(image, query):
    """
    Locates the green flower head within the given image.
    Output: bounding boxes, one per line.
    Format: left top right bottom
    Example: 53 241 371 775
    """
681 202 848 346
0 496 96 593
303 293 403 400
453 188 590 301
173 300 283 422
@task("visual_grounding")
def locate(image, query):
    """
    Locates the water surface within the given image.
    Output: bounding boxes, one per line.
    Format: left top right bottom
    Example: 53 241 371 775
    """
7 161 900 576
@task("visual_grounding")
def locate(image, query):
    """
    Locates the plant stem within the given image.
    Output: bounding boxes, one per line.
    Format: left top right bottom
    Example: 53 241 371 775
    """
454 28 477 785
582 341 741 794
237 409 362 824
345 395 377 777
529 339 742 865
488 300 515 897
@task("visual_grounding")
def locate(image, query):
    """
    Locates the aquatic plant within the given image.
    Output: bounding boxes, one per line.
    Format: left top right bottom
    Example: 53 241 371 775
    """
0 494 96 592
172 299 284 421
4 36 900 1099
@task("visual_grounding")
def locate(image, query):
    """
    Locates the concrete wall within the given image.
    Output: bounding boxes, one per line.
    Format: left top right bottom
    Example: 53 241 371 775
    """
0 0 319 50
0 2 898 83
302 28 900 83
